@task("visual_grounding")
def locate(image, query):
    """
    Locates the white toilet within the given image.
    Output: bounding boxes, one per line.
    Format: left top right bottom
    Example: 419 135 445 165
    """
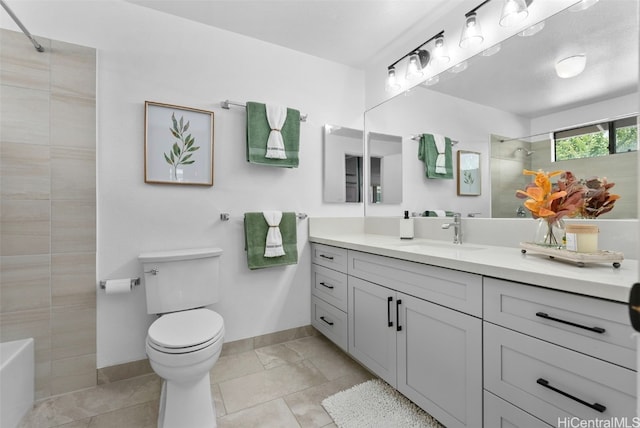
139 248 225 428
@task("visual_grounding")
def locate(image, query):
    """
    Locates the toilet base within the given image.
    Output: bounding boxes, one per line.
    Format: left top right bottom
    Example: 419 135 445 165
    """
158 373 216 428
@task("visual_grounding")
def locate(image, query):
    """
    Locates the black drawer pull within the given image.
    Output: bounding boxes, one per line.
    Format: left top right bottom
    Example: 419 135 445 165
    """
535 312 606 334
319 282 334 290
319 254 334 260
396 299 402 332
387 296 393 327
320 316 334 326
537 378 606 413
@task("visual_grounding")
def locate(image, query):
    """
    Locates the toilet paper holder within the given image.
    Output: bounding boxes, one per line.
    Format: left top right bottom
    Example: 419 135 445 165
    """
99 277 141 290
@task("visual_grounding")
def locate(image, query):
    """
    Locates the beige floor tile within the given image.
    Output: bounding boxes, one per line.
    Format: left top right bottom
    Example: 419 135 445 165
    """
217 399 301 428
219 359 328 413
85 401 158 428
284 372 375 428
211 382 226 418
255 342 305 370
220 337 254 357
51 419 91 428
211 349 264 383
20 374 162 427
308 347 371 381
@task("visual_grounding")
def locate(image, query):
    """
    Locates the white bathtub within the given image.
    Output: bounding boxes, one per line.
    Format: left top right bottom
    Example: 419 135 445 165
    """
1 338 34 428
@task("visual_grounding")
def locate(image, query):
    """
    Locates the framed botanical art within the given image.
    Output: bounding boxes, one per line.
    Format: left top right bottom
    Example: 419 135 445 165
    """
144 101 214 186
457 150 481 196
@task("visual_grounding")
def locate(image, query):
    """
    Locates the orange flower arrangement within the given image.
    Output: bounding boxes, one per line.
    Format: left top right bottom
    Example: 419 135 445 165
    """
515 169 584 222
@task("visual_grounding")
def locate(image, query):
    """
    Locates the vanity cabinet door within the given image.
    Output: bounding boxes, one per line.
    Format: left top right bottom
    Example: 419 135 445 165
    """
348 276 397 386
397 293 482 428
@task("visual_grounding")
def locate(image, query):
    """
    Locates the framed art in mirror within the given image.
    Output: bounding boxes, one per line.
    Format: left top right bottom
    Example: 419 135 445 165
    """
144 101 214 186
457 150 481 196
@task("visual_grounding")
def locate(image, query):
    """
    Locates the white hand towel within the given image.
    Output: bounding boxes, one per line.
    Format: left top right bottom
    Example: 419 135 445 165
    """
434 210 446 217
263 211 286 257
434 134 447 174
265 105 288 159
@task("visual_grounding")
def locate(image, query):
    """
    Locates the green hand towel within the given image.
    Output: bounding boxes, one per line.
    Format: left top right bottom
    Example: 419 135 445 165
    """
418 133 453 179
246 102 300 168
244 212 298 270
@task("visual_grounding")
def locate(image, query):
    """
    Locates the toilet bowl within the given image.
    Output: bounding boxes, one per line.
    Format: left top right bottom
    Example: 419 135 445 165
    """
146 308 224 428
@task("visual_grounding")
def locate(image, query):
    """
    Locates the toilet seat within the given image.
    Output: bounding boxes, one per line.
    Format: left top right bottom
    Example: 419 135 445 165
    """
147 309 224 354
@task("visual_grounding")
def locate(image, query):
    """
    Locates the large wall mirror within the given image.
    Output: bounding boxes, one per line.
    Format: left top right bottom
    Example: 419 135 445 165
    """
364 0 638 218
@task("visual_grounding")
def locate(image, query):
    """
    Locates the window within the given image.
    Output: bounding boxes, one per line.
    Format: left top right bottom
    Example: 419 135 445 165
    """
553 115 638 161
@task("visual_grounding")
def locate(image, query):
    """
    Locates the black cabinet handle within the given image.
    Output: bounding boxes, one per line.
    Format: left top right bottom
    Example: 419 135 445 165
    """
320 316 334 326
387 296 393 327
536 312 605 334
537 378 606 413
319 254 334 260
396 299 402 332
319 282 334 290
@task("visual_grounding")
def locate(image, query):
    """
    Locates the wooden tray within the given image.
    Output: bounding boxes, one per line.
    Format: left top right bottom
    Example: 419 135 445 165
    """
519 242 624 268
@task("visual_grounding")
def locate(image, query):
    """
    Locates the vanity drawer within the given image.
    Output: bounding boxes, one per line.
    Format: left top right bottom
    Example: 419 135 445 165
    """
311 243 348 273
484 391 551 428
348 250 482 316
311 264 348 312
311 295 348 351
484 322 635 426
484 277 635 370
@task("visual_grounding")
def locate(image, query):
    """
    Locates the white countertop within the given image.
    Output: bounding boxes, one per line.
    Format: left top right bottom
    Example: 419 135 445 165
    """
309 233 637 303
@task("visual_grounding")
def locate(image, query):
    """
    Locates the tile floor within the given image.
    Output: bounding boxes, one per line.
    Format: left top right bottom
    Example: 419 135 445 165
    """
19 334 375 428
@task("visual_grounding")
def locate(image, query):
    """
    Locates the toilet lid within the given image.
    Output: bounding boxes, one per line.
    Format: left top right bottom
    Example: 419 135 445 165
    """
148 308 223 349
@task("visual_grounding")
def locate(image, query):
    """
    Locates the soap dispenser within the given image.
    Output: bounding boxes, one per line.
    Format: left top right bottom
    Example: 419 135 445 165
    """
400 210 414 240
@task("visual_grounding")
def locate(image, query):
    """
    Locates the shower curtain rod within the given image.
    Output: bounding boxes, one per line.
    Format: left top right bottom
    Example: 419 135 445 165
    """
0 0 44 52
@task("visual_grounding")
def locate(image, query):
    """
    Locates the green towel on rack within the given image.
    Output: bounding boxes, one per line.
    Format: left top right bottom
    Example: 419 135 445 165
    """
244 212 298 270
246 102 300 168
418 133 453 179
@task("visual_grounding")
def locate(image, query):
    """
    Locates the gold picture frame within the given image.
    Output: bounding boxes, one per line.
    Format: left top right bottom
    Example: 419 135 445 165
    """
144 101 214 186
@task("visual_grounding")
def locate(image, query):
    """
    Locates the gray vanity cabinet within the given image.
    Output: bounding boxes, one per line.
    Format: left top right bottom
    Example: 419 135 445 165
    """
348 276 397 385
347 251 483 428
483 277 636 426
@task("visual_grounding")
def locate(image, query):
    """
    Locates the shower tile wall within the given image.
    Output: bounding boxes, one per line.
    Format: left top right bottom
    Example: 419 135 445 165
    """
0 29 97 399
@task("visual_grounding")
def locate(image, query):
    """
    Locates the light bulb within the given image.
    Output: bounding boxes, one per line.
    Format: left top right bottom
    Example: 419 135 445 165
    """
433 35 450 64
460 13 484 48
500 0 529 27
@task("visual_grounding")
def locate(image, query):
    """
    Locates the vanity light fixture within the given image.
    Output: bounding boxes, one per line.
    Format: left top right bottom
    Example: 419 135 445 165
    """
499 0 529 27
459 0 491 49
385 30 445 90
519 20 545 37
432 33 450 64
555 54 587 78
386 67 401 91
482 43 501 56
449 61 469 74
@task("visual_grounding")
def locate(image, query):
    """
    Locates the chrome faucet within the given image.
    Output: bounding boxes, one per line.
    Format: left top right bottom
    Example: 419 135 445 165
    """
441 212 462 244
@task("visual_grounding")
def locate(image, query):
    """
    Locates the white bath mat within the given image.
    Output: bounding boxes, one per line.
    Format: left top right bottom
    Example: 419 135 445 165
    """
321 379 444 428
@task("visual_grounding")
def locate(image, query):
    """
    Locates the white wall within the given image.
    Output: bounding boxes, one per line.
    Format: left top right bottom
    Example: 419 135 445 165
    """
365 87 530 217
1 0 365 367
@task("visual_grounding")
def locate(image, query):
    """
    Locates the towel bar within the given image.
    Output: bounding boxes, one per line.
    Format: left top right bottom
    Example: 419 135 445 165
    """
220 100 308 122
410 134 458 145
220 212 307 221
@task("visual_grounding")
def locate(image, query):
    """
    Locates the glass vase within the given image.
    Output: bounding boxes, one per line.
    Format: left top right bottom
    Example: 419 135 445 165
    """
533 218 565 248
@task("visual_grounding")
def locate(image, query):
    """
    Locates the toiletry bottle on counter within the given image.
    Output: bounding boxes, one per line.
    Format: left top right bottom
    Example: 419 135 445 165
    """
400 210 414 240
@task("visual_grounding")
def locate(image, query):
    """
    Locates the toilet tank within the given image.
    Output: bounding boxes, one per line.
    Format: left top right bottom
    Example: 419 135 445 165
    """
138 248 222 315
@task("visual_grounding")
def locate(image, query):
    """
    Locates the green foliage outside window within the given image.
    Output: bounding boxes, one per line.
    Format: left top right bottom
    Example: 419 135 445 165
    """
554 117 637 161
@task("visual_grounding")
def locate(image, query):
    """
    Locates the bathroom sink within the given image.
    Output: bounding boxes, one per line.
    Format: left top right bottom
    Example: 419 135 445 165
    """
396 242 486 252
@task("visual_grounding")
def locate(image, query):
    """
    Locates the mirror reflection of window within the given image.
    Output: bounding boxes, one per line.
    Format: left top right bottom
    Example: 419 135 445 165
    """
345 155 363 203
370 157 382 203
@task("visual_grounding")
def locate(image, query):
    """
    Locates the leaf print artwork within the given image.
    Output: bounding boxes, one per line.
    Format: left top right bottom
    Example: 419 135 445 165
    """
164 112 200 180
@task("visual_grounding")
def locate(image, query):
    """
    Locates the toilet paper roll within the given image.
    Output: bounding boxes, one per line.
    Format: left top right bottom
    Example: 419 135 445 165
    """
104 278 133 294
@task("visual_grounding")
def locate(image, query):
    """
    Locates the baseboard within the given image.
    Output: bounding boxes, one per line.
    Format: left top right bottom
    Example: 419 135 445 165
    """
97 324 318 384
